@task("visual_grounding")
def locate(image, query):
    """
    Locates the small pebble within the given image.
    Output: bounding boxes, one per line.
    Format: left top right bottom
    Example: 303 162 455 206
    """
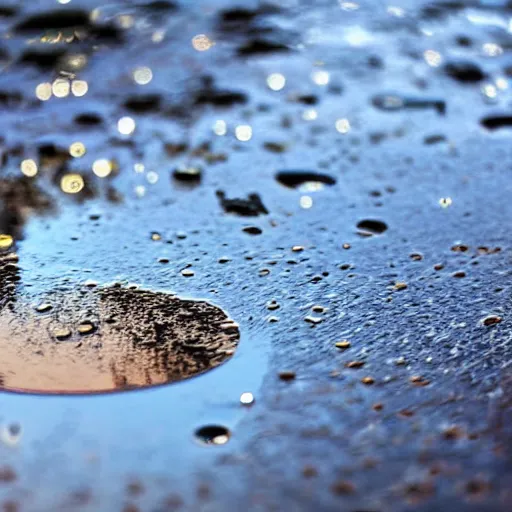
35 303 52 313
345 361 365 369
481 315 502 326
54 327 71 340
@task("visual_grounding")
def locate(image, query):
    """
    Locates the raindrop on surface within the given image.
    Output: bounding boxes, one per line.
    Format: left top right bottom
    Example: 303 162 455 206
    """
243 226 262 235
195 425 231 445
439 197 453 208
240 392 255 405
275 171 336 189
356 219 388 236
35 303 52 313
0 423 22 447
173 166 202 184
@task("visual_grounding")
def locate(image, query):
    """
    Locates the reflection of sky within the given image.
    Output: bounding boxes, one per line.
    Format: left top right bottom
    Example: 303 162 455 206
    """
0 324 267 482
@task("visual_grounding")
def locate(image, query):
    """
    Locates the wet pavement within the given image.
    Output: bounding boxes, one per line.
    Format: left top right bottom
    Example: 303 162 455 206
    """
0 0 511 510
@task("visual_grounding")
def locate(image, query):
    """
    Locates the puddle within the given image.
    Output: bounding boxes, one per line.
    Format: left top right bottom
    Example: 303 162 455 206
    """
0 282 239 394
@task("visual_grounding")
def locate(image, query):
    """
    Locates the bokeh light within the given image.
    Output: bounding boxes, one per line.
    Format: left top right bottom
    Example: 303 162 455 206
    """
267 73 286 91
213 120 227 136
69 142 86 158
192 34 214 51
235 125 252 141
61 174 84 194
118 117 136 135
92 159 112 178
20 159 38 177
52 79 70 98
71 80 88 97
133 66 153 85
35 83 52 101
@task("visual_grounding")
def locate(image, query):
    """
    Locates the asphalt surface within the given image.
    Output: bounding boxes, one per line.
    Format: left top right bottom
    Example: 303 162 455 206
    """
0 0 511 510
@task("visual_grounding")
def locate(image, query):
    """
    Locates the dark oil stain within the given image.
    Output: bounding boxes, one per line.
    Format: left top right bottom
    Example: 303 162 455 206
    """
216 191 268 216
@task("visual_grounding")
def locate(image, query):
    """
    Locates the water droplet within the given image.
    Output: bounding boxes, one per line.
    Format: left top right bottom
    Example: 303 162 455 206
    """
240 392 254 405
356 219 388 235
305 315 323 325
35 303 52 313
242 226 262 235
267 300 280 311
53 327 72 341
173 166 202 184
77 321 96 335
195 425 230 445
0 423 22 446
276 171 336 190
